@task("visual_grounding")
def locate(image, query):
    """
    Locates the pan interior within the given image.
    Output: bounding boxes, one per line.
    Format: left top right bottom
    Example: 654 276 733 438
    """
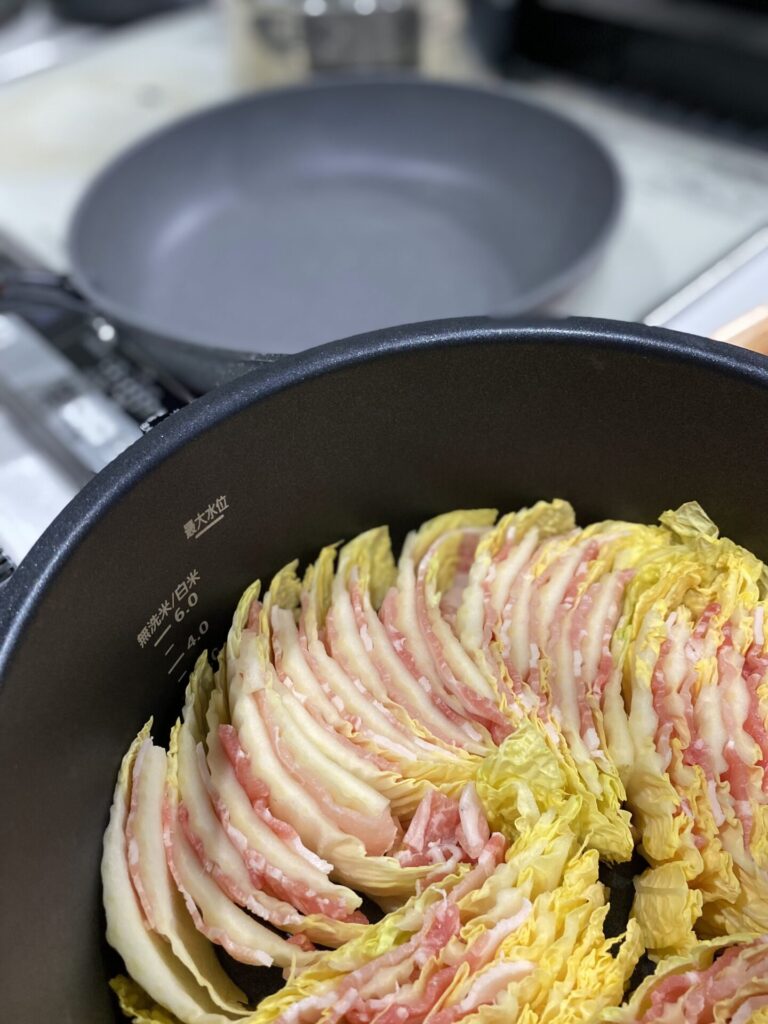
69 80 619 355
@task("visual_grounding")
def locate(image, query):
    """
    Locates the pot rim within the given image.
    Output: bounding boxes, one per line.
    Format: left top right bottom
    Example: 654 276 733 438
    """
2 314 766 682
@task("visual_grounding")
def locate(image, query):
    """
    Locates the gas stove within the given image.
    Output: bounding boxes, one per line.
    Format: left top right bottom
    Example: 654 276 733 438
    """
0 232 192 566
1 4 768 566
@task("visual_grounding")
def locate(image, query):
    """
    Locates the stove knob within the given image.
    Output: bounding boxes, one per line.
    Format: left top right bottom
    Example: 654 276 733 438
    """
0 548 15 586
140 409 175 434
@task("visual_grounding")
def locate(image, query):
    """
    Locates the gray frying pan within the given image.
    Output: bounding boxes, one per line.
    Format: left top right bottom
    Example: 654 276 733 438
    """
40 78 621 389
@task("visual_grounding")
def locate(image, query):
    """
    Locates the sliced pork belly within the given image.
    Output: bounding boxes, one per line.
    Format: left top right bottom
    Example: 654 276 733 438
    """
226 580 459 902
244 813 639 1024
330 526 488 755
102 725 247 1024
605 935 768 1024
126 732 249 1012
381 511 500 736
619 505 768 953
177 657 366 947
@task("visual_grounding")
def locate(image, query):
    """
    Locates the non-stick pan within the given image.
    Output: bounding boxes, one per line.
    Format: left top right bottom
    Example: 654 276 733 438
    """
1 316 767 1022
2 79 620 390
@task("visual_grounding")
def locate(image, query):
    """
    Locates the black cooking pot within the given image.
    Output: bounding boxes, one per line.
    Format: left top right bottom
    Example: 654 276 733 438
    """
1 316 767 1023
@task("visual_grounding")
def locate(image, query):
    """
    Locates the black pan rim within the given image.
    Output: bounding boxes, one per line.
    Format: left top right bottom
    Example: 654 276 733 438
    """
2 315 767 687
66 74 622 357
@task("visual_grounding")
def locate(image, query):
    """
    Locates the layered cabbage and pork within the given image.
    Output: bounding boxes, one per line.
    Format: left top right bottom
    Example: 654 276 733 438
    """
103 501 768 1024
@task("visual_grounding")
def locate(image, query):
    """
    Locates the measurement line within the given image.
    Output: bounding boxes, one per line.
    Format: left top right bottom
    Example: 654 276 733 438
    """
164 643 175 656
178 672 187 683
195 514 225 539
168 653 185 675
153 623 171 647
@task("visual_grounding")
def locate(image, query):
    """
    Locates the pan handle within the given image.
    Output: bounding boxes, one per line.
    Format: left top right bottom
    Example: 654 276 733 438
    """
0 268 198 410
0 268 93 316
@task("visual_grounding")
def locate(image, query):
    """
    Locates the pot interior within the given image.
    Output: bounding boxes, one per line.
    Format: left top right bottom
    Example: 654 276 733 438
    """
1 320 766 1022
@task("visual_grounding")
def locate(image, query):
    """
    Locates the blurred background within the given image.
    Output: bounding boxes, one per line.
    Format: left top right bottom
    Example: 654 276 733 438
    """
0 0 767 570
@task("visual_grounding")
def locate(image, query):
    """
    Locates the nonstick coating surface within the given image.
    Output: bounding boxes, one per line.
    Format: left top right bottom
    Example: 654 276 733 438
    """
2 318 768 1023
68 79 619 359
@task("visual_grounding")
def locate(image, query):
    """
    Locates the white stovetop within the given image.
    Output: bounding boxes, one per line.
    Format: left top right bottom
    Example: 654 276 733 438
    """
1 3 768 322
